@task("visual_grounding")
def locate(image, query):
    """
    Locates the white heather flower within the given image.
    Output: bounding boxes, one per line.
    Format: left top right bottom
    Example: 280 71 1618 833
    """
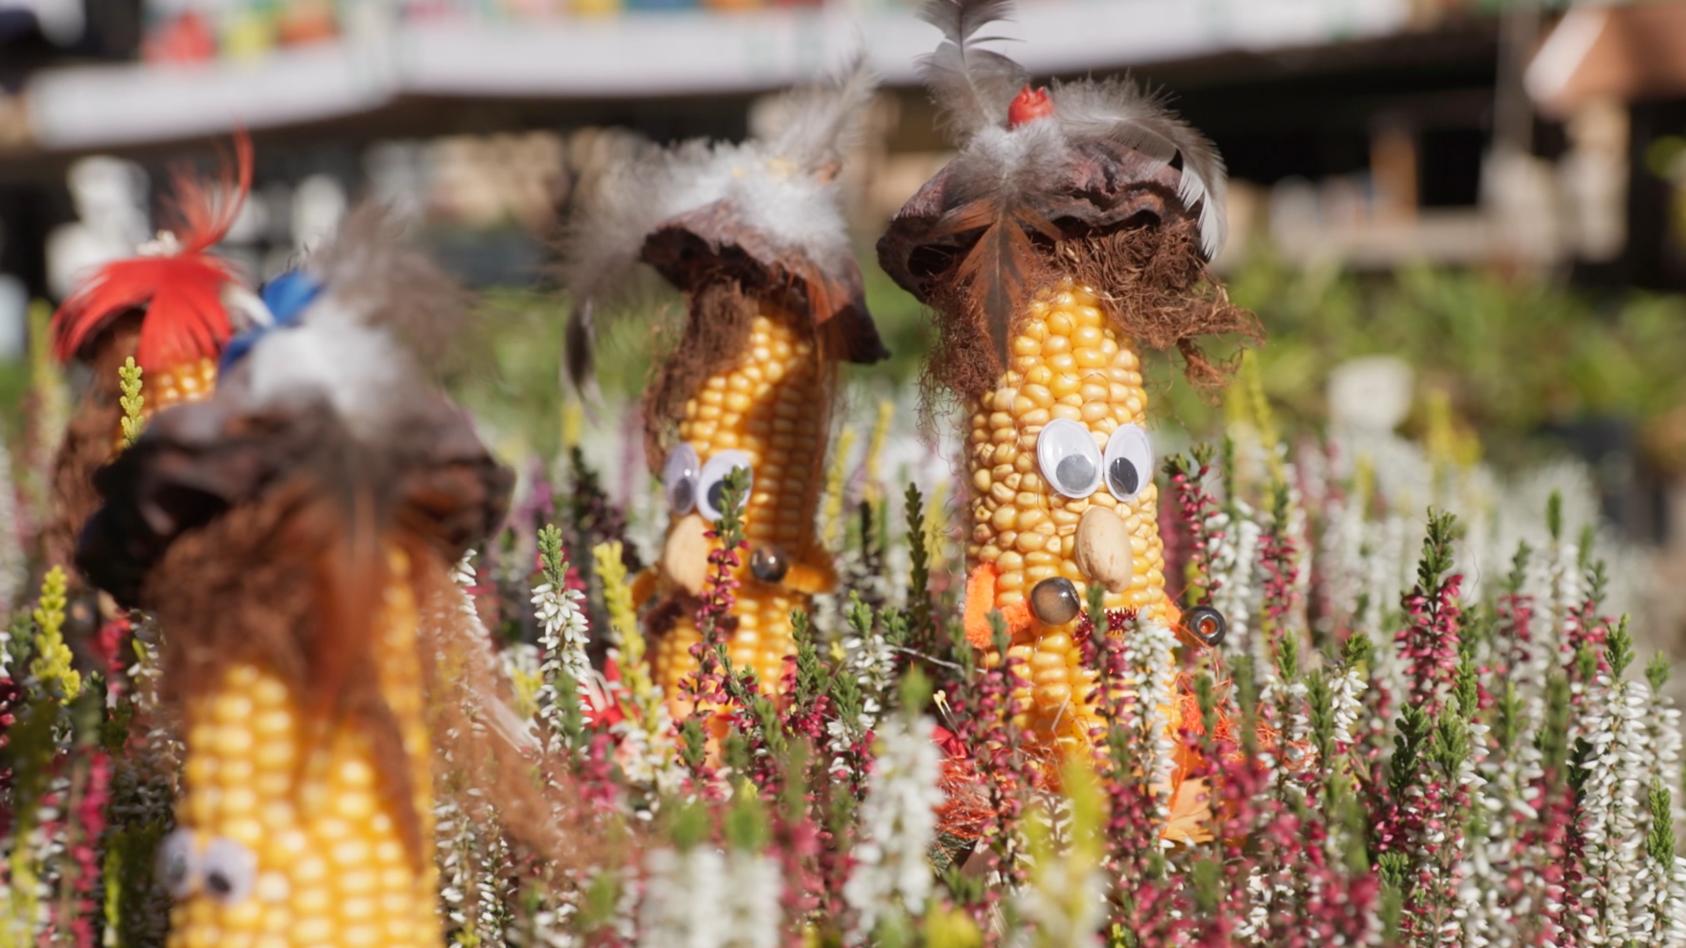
613 703 686 799
720 851 782 948
1578 674 1649 942
1011 853 1106 947
1647 693 1684 824
841 596 895 725
1208 501 1260 659
640 847 728 947
1121 616 1178 802
845 713 943 938
1330 667 1366 749
530 558 593 746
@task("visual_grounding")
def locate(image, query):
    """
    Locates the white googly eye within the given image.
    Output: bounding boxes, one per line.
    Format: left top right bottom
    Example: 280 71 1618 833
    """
661 443 701 516
1102 424 1153 501
1036 418 1102 499
157 828 202 899
695 450 754 522
200 837 257 906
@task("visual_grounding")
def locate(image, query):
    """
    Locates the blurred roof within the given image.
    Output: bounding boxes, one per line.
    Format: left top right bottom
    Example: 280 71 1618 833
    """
12 0 1415 155
1527 0 1686 116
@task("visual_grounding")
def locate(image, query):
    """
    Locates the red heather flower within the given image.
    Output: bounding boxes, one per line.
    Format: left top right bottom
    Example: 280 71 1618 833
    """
67 752 112 948
577 732 623 812
773 811 824 945
1166 455 1222 601
0 676 21 818
1397 574 1463 717
1259 504 1300 637
682 525 745 710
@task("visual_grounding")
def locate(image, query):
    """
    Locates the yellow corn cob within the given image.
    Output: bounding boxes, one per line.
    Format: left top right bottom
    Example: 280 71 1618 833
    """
648 305 832 698
149 357 219 414
167 547 440 947
111 357 219 451
966 279 1177 752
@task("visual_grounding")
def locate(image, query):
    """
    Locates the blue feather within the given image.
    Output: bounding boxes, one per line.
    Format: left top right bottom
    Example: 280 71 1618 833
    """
220 270 325 372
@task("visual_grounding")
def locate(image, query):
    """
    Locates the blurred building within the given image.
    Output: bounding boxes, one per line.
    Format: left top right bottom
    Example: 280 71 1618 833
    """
0 0 1682 321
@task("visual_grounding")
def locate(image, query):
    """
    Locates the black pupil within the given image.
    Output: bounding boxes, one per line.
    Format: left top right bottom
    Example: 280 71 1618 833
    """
206 871 232 896
706 481 726 513
670 478 694 511
1056 455 1094 491
1109 457 1140 496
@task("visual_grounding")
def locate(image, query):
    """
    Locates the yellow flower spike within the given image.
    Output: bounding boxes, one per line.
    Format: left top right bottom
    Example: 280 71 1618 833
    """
28 566 79 702
823 426 857 550
118 356 145 449
863 399 894 506
922 904 984 948
923 479 949 571
594 541 659 717
560 398 584 454
510 665 543 721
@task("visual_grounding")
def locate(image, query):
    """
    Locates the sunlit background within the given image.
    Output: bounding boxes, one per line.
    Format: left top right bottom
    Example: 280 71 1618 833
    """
2 0 1685 647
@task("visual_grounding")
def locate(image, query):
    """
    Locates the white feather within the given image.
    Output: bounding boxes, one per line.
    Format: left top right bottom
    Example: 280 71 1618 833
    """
916 0 1025 140
560 63 874 326
240 298 409 437
1051 79 1229 258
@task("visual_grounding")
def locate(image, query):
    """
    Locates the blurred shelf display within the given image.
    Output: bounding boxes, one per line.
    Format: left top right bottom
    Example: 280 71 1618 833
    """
19 0 1413 151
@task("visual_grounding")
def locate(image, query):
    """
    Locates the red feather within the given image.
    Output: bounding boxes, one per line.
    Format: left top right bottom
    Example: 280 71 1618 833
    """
51 132 252 371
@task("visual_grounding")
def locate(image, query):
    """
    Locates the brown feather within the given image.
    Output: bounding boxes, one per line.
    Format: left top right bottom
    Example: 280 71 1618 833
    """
931 197 1060 366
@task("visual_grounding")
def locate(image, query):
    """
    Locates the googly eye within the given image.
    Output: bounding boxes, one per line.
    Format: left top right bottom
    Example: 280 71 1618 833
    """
156 828 201 899
200 837 257 906
1036 418 1102 499
661 443 701 516
695 450 754 522
1102 424 1153 501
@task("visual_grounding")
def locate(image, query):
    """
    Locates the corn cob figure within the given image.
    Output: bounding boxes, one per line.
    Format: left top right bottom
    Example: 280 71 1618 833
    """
44 134 265 572
561 65 887 700
879 1 1257 772
77 210 514 947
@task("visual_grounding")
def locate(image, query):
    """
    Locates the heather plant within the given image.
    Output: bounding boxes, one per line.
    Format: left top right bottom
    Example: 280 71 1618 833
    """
3 388 1684 946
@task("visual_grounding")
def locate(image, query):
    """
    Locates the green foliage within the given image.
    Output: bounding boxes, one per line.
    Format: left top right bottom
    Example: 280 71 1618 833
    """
1389 703 1431 800
1647 653 1671 693
1505 542 1532 595
1606 616 1635 680
1646 780 1676 866
1416 509 1460 595
724 782 770 852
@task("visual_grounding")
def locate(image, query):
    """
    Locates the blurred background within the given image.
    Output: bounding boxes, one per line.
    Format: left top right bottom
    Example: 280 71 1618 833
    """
0 0 1684 629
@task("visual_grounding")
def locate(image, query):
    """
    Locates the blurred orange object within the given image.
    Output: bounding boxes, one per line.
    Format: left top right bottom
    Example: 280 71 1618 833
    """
141 12 216 64
277 0 339 46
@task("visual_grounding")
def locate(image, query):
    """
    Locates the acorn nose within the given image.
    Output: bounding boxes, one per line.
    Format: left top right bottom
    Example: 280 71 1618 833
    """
1029 577 1082 626
1073 507 1134 593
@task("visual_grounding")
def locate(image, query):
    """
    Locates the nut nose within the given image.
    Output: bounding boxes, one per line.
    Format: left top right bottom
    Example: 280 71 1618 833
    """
660 513 712 596
1029 577 1082 626
1073 507 1134 593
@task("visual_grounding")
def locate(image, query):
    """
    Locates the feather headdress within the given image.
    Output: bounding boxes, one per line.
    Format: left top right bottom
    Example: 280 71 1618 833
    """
52 132 258 371
73 210 552 860
880 0 1247 384
559 58 887 390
